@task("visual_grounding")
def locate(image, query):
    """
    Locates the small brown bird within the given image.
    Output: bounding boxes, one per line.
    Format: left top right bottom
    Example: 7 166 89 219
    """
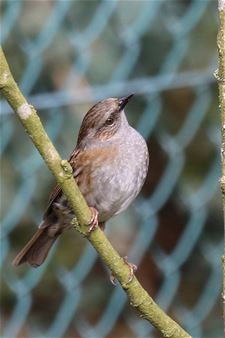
13 95 149 268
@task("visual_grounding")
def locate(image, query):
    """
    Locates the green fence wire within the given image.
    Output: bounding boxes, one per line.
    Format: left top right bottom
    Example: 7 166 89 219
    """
0 1 222 337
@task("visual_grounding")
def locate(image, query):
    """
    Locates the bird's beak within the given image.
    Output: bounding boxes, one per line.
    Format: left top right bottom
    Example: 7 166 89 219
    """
118 94 134 110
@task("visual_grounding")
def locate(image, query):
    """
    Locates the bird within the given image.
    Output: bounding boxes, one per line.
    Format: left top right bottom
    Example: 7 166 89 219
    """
12 94 149 269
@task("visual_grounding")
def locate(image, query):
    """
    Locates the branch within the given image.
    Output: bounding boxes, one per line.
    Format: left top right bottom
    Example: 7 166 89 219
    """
216 0 225 335
0 47 192 338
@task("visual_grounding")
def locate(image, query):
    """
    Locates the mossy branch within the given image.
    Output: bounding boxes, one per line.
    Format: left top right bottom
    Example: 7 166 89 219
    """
0 47 192 338
216 0 225 334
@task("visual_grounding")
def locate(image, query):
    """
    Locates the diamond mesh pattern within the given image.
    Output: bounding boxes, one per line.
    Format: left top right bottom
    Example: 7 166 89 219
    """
1 1 222 337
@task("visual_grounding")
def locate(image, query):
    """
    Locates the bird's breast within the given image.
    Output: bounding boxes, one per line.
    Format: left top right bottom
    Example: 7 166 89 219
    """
84 128 149 221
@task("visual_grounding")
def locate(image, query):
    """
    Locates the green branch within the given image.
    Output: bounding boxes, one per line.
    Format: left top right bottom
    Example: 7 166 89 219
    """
0 47 192 338
216 0 225 335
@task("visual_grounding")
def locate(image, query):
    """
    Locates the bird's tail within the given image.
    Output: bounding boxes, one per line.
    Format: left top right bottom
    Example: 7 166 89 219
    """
12 224 59 268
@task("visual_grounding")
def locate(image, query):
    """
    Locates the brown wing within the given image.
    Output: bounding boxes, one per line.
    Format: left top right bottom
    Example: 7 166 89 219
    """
46 184 62 209
44 148 80 215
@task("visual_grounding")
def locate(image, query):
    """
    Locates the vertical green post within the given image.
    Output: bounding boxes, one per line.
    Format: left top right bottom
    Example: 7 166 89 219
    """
217 0 225 334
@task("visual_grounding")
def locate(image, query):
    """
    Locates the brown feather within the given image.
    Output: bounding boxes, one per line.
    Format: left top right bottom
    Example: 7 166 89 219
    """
12 226 58 267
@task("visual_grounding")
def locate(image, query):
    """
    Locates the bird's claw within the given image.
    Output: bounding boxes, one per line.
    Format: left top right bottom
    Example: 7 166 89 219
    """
123 256 137 283
110 256 137 285
110 273 117 286
87 207 99 233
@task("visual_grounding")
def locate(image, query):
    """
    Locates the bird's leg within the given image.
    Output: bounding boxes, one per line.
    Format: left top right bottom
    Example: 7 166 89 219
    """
110 256 137 285
87 207 99 233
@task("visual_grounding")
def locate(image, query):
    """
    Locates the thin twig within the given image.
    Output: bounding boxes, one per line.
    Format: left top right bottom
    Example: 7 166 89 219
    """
0 47 192 338
216 0 225 335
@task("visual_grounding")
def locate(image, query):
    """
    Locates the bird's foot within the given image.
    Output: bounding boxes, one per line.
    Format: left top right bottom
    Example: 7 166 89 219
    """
110 256 137 285
87 207 99 233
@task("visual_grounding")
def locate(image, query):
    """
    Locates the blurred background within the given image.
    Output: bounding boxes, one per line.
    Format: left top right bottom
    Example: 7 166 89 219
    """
0 0 223 337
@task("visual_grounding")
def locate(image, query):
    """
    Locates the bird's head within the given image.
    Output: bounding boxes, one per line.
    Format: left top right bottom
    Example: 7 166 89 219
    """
77 94 134 144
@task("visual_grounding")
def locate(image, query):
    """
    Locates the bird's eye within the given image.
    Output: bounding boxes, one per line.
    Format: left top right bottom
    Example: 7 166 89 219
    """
105 117 114 125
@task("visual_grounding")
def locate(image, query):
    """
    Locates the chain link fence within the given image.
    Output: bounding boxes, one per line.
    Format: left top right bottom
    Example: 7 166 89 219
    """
0 1 222 337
